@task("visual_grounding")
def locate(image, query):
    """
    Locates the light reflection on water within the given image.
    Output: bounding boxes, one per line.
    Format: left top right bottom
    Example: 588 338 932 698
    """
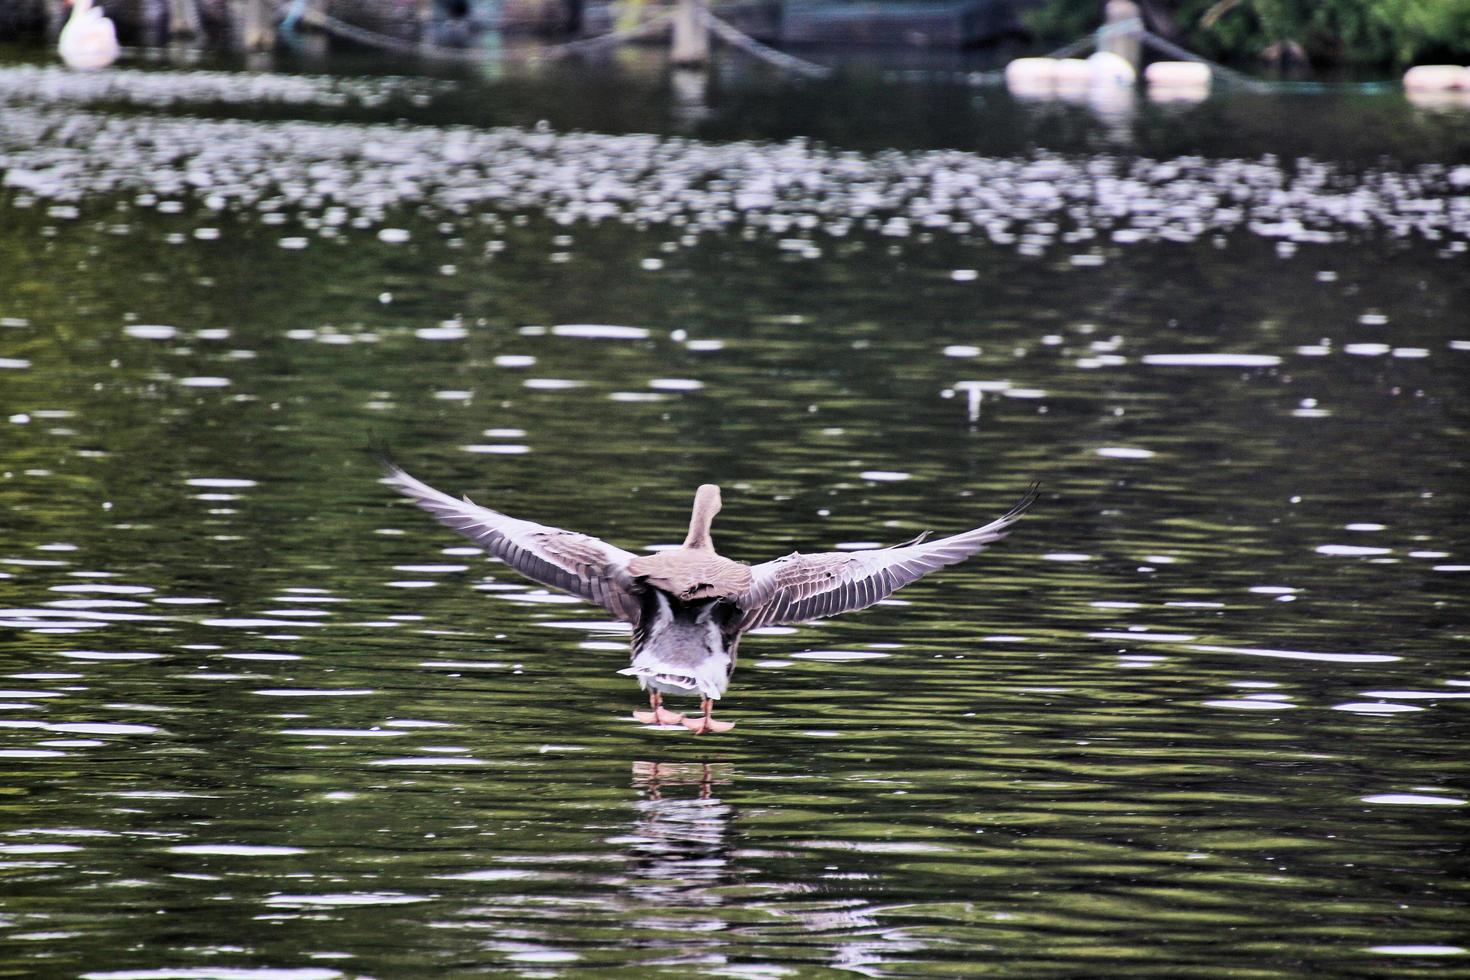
1 47 1468 980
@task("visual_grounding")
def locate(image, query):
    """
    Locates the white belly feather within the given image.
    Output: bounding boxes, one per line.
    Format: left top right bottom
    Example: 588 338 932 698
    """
618 592 732 699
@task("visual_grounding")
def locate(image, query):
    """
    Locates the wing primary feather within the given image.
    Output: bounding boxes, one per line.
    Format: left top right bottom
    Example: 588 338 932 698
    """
381 461 641 623
739 484 1037 630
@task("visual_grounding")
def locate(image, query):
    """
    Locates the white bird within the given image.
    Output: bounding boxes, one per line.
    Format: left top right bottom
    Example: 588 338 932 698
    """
58 0 120 71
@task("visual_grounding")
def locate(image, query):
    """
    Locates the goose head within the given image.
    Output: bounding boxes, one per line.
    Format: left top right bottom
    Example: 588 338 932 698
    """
682 484 722 550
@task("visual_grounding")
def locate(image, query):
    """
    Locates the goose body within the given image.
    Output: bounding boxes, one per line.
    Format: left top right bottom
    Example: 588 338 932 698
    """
622 588 739 701
385 467 1036 733
58 0 120 71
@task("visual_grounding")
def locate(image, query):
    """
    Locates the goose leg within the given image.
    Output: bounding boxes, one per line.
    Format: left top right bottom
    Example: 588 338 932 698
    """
633 691 685 726
683 698 734 735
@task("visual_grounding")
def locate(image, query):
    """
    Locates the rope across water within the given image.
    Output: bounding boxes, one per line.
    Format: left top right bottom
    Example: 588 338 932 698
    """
271 0 673 62
267 1 1406 93
697 6 832 79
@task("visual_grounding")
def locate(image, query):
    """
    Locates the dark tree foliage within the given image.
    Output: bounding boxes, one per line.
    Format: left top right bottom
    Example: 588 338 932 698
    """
1023 0 1470 68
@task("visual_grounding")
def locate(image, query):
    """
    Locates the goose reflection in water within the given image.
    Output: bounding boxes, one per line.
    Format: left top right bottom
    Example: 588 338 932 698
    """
614 763 924 975
618 761 736 906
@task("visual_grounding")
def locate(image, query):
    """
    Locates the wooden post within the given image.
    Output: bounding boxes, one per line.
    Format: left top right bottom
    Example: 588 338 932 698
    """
281 0 329 58
168 0 202 40
140 0 168 44
1100 0 1141 72
615 0 644 32
44 0 67 39
562 0 583 35
670 0 708 67
232 0 275 51
670 66 708 128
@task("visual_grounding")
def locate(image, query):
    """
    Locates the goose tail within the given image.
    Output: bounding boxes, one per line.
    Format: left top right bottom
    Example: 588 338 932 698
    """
618 658 729 701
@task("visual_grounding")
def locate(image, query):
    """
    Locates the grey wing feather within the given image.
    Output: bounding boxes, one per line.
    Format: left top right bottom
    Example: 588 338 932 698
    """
383 464 642 623
738 484 1038 631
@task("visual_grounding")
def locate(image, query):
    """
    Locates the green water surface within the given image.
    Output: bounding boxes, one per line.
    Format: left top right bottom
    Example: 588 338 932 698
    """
0 45 1467 979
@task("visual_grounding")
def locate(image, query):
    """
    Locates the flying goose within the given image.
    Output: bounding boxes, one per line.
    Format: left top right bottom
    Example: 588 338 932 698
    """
385 465 1037 734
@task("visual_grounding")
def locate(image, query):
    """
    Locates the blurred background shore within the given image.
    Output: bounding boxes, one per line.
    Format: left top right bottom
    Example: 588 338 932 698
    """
6 0 1469 72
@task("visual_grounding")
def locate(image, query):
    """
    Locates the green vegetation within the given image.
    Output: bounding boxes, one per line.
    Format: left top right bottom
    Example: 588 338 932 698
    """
1024 0 1470 68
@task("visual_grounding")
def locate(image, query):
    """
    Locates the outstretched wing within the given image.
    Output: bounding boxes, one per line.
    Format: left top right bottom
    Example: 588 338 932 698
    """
737 485 1037 631
383 464 642 623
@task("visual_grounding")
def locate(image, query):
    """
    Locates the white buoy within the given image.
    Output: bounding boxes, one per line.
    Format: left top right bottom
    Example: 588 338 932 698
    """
1005 57 1059 97
1051 58 1093 92
58 0 120 71
1088 50 1136 87
1145 61 1212 91
1005 58 1059 85
1402 65 1470 92
1405 89 1470 110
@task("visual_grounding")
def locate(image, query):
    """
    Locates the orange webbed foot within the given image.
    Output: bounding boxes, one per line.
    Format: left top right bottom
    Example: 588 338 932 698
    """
633 707 686 726
682 716 735 735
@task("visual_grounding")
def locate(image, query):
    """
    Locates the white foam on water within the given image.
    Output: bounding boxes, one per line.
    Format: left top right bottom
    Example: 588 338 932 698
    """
1142 353 1281 367
1333 702 1422 714
1190 644 1399 664
1316 544 1392 556
506 952 580 964
252 689 374 697
262 892 429 908
83 970 342 980
436 869 540 881
414 325 466 340
790 650 890 661
46 722 158 735
523 379 583 390
1361 795 1465 807
123 325 177 340
167 844 306 856
1203 699 1293 711
551 324 650 340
